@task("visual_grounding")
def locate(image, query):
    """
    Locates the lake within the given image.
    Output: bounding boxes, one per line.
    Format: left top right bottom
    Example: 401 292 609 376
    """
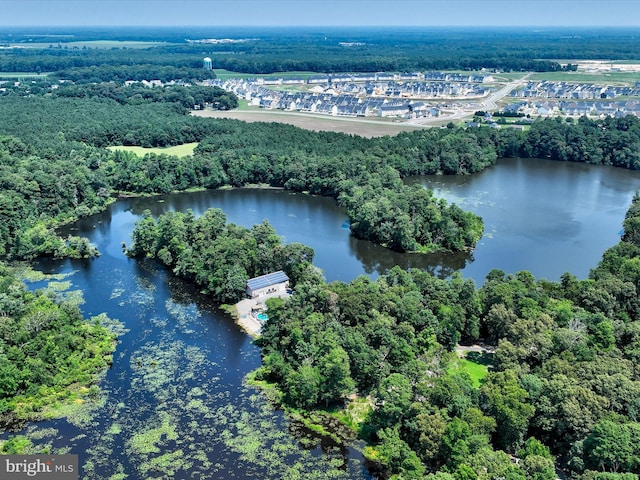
13 157 640 478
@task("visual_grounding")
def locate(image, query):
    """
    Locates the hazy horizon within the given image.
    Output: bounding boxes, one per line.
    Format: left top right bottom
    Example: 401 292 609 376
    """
1 0 639 28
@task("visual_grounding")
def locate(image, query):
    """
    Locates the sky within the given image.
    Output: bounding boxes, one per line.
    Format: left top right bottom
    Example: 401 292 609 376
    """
0 0 639 28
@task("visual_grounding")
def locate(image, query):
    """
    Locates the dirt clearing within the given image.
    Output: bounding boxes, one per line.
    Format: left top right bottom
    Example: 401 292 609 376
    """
192 109 426 138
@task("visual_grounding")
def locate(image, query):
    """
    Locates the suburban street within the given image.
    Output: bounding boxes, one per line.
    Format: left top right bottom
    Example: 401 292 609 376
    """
481 73 531 111
407 72 531 125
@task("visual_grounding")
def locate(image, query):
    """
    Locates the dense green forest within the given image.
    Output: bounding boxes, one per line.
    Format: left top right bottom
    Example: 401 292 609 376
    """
0 264 118 428
2 27 639 76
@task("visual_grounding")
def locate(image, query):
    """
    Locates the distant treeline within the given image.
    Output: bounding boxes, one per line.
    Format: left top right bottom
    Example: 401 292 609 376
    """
3 27 640 79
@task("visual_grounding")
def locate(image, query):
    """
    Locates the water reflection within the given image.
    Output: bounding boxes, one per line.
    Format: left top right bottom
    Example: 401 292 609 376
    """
407 158 640 282
349 235 470 279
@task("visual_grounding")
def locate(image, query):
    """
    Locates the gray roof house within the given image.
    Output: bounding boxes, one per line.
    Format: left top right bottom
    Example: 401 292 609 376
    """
246 271 290 299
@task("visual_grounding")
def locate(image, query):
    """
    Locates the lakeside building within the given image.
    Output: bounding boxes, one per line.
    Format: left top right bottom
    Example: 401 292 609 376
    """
246 271 290 299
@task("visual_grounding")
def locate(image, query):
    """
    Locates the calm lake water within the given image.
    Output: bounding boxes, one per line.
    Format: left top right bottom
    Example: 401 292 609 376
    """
13 157 640 479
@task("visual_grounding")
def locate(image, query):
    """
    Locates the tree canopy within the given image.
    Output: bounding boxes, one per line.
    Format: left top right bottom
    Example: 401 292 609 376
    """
249 194 640 479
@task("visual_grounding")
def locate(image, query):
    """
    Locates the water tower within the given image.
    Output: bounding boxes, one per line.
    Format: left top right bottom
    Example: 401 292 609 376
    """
203 57 213 71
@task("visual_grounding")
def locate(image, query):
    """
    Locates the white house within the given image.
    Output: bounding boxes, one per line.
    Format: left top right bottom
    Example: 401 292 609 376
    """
246 271 290 299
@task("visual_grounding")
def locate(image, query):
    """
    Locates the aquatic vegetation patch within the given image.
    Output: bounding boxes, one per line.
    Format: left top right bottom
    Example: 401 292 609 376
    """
15 266 75 283
126 289 155 309
109 287 125 299
139 449 189 478
44 280 73 291
26 427 59 441
128 411 178 455
165 298 201 334
57 289 85 306
207 392 367 479
107 423 122 435
93 312 129 337
130 339 211 401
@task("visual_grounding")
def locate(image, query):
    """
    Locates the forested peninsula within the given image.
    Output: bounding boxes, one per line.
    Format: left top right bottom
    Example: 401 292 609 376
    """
0 264 118 432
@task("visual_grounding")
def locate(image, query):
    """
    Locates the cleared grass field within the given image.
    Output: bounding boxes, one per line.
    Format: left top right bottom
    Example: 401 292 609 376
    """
7 40 169 49
192 109 424 138
107 142 198 157
0 72 50 78
450 351 492 388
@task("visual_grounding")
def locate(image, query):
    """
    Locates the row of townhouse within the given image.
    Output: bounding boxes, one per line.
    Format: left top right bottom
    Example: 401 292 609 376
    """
252 71 494 86
504 100 640 118
361 81 489 98
511 81 640 100
560 100 640 117
257 89 439 118
209 78 441 118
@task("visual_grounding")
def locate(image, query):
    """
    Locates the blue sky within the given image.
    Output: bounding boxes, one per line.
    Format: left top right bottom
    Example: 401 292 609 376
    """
0 0 639 27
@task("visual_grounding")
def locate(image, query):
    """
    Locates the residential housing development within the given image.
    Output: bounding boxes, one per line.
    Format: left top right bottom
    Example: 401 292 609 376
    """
504 100 640 118
512 81 640 100
208 71 494 119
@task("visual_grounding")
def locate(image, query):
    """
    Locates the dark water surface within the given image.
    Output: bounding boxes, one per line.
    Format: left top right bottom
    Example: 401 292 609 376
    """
12 157 640 478
408 157 640 282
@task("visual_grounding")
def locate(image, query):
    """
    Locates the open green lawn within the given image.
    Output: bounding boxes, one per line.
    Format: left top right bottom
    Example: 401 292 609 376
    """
235 99 258 111
450 351 492 388
527 71 640 85
0 72 50 79
213 69 257 80
107 142 198 157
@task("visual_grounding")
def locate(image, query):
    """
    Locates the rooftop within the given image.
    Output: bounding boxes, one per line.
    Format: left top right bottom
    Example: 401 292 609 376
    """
246 271 289 290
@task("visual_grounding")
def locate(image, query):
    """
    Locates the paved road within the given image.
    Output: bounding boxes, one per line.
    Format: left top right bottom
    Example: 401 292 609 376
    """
407 73 531 126
481 73 531 111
